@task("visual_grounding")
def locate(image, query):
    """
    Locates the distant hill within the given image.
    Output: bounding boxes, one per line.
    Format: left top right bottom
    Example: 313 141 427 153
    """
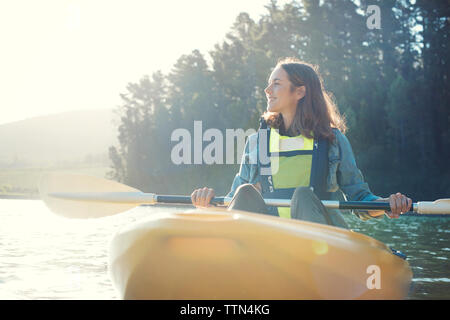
0 109 119 167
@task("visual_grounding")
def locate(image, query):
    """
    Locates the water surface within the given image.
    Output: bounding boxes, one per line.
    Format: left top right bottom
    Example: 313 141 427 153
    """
0 199 449 299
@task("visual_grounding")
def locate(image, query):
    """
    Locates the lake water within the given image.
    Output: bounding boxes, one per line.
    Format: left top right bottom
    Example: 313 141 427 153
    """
0 199 449 300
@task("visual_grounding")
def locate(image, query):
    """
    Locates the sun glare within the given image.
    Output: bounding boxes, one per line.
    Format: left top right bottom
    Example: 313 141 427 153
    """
0 0 271 125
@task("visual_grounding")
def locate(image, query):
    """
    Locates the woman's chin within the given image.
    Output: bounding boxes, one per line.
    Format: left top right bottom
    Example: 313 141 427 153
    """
266 102 277 112
266 105 279 113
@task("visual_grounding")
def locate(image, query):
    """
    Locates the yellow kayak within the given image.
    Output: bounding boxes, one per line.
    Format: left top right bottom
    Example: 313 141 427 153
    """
108 208 412 299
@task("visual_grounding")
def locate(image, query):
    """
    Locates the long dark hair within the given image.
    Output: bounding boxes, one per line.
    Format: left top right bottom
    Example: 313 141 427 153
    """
263 57 347 142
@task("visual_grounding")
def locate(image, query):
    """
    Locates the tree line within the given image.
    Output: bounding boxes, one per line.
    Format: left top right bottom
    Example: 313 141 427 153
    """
108 0 449 201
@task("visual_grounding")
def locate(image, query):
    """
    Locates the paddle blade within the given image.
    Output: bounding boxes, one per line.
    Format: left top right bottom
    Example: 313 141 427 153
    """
39 172 141 219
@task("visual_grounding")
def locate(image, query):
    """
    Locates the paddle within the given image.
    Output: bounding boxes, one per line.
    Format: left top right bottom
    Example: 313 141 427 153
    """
39 172 450 219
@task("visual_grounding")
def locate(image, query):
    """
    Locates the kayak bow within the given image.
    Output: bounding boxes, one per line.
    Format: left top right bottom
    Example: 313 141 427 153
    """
109 208 413 299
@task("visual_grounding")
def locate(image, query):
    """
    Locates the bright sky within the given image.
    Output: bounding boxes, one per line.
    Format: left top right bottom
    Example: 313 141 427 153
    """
0 0 278 125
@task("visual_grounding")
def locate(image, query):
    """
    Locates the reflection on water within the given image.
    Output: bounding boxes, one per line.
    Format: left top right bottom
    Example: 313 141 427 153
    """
345 213 450 299
0 199 186 300
0 200 449 299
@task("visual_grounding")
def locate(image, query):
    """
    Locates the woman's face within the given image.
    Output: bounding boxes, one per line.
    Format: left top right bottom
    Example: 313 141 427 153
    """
264 66 304 114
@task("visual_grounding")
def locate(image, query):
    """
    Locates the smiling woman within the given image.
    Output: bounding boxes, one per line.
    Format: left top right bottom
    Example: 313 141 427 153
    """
191 57 413 226
263 58 346 140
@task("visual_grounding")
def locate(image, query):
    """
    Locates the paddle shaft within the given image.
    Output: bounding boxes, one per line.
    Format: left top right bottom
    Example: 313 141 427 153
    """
157 195 415 212
51 192 415 212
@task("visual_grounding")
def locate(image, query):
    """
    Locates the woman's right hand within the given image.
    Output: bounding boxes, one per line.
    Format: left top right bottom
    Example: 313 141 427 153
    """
191 187 215 208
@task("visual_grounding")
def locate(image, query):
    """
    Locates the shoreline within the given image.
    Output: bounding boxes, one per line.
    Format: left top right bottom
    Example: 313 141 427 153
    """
0 194 40 200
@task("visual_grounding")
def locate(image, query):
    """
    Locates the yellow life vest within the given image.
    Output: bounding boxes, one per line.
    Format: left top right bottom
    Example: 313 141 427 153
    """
258 120 330 218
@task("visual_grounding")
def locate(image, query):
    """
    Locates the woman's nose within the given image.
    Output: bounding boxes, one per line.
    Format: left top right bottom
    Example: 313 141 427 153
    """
264 85 271 95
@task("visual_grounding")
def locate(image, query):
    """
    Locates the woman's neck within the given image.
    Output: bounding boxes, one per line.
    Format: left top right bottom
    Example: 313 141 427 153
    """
281 110 296 133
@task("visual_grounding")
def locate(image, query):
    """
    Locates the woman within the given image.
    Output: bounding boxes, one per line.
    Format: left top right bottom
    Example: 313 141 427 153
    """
191 57 412 228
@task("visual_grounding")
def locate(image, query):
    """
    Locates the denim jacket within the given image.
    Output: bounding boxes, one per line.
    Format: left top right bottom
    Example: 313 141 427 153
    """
226 128 382 221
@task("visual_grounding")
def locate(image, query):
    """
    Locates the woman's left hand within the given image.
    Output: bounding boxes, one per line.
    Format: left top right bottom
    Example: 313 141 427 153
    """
382 193 412 218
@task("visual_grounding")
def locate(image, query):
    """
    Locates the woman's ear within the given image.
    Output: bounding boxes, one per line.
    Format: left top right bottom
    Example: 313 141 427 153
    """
296 85 306 100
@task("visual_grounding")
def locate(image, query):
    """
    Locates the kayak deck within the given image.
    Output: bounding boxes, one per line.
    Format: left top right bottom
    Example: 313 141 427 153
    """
109 208 412 299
